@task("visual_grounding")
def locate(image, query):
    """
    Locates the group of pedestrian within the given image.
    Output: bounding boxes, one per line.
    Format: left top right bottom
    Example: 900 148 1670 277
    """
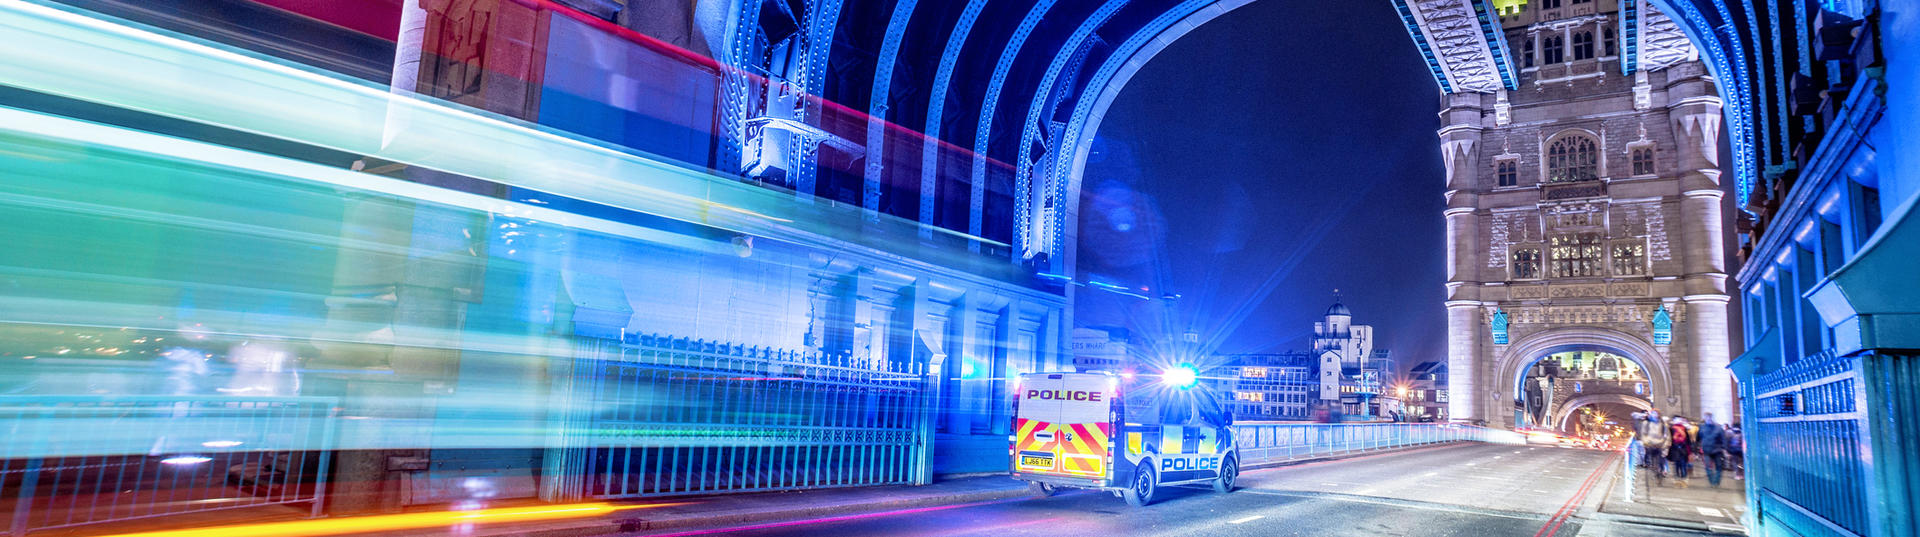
1629 408 1743 489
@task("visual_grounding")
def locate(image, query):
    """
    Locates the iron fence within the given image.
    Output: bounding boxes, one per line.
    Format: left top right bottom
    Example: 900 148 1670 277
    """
1741 349 1868 537
0 395 337 536
548 334 931 500
1234 422 1521 465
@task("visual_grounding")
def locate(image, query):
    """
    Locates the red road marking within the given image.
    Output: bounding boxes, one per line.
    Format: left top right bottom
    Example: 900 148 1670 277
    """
1533 452 1618 537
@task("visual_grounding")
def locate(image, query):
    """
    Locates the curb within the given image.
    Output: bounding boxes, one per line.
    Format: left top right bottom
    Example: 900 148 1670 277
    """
391 484 1033 537
618 487 1032 535
401 442 1477 537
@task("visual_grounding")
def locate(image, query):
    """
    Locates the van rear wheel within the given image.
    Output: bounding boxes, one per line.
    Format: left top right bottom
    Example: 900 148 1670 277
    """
1123 466 1158 507
1028 482 1056 498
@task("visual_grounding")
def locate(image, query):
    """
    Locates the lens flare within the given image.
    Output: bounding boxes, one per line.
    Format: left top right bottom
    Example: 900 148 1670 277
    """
1161 363 1199 388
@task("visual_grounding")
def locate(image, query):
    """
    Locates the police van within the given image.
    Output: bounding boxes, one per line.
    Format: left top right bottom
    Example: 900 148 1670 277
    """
1009 366 1237 506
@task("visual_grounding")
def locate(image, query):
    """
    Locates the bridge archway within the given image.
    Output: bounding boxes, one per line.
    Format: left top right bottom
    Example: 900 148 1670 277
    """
1552 393 1652 433
1497 326 1671 429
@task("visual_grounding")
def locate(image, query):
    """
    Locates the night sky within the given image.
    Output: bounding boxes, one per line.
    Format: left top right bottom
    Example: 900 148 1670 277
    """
1078 0 1449 369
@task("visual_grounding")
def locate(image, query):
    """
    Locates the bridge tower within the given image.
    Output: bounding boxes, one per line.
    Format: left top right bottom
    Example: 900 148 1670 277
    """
1393 0 1733 427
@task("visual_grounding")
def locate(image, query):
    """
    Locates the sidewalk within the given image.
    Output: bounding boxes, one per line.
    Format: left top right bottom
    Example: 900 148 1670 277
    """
1577 456 1749 536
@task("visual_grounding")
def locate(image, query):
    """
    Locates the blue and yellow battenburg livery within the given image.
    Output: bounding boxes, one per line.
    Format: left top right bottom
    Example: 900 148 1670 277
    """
1010 369 1238 506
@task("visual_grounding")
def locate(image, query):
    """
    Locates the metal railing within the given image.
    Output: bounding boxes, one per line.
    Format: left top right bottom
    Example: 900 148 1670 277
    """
1739 349 1871 537
1234 422 1522 465
547 335 931 500
0 396 337 536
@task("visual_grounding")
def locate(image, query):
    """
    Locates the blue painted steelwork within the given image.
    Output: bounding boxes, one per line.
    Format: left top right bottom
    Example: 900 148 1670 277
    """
865 0 920 219
1471 0 1519 90
718 0 766 172
1389 0 1455 93
1662 0 1758 210
793 0 848 198
971 0 1064 260
1620 0 1638 73
1014 0 1130 261
920 0 992 243
1706 0 1760 212
1738 0 1777 167
1043 0 1215 258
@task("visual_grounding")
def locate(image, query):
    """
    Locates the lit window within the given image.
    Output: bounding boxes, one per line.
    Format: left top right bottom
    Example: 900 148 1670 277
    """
1611 241 1647 276
1242 367 1267 378
1631 147 1656 175
1512 248 1543 280
1572 31 1594 61
1547 134 1599 182
1497 159 1519 187
1549 233 1605 278
1542 35 1565 64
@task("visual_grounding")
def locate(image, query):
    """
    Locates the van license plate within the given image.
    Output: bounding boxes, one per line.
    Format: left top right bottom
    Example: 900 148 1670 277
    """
1020 455 1053 468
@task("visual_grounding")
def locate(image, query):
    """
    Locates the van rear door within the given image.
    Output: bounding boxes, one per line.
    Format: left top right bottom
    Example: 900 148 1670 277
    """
1014 373 1115 478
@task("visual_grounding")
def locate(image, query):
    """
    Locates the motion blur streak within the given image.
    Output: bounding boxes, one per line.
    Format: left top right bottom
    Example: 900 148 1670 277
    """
95 501 685 537
644 497 1029 537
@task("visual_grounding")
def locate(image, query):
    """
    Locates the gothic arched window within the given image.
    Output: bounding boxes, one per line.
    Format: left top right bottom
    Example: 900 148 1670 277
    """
1572 31 1595 60
1524 36 1535 68
1547 134 1599 183
1631 147 1655 175
1542 35 1565 64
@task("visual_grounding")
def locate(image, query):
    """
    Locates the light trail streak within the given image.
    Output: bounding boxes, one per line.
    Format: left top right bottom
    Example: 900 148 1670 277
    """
95 501 686 537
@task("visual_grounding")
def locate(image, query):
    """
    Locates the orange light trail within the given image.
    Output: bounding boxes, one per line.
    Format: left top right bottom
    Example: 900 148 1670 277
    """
97 501 688 537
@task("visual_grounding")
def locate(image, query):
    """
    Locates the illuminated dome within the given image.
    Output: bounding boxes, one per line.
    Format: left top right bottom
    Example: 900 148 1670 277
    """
1327 302 1352 317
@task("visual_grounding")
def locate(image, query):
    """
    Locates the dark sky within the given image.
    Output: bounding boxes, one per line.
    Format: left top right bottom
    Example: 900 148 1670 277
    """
1078 0 1448 369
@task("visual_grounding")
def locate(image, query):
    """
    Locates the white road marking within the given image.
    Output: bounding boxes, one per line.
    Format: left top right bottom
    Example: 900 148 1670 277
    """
1534 490 1551 493
1228 515 1264 524
1697 507 1725 517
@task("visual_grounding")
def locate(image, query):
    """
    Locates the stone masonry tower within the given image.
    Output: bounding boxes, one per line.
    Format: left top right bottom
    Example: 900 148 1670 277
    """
1394 0 1732 427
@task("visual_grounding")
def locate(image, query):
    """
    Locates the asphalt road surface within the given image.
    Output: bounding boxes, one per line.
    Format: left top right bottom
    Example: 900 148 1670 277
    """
627 443 1623 537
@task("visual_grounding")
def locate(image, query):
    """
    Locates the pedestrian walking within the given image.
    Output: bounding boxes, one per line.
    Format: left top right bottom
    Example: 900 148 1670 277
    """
1668 416 1694 487
1698 412 1731 489
1635 409 1670 484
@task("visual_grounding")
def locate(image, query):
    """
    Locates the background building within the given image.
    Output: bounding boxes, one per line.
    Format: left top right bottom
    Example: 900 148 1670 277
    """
1311 300 1392 417
1213 353 1316 421
1405 360 1450 421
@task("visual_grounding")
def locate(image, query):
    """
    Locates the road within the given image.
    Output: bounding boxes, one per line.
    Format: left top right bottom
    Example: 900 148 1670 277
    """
625 443 1623 537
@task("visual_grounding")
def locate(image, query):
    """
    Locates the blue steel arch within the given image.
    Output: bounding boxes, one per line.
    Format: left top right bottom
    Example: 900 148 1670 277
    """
968 0 1065 259
920 0 994 240
1012 0 1130 261
865 0 920 218
707 0 1774 266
